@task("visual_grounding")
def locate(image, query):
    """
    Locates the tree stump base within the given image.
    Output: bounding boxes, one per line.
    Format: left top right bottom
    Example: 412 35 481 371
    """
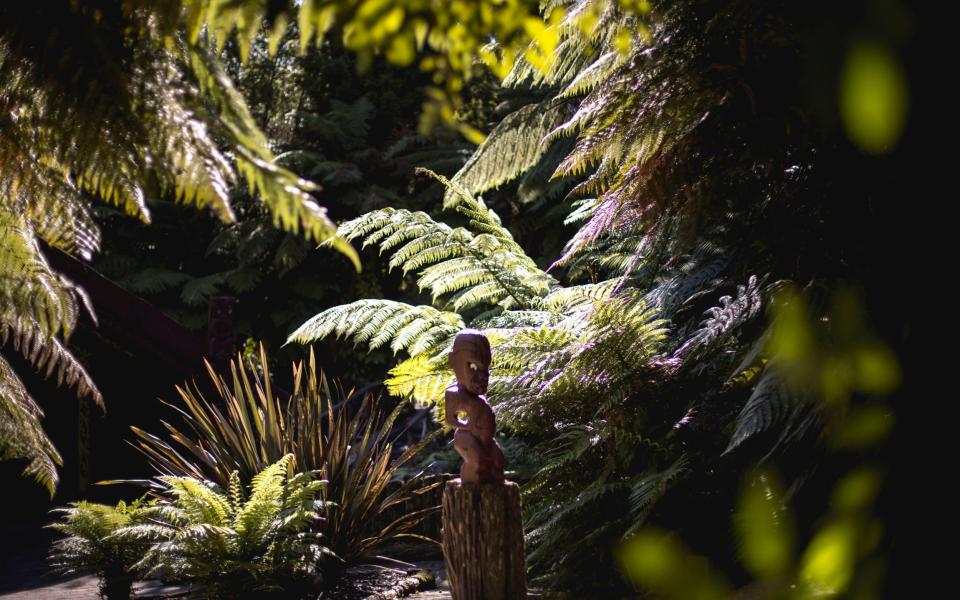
442 479 526 600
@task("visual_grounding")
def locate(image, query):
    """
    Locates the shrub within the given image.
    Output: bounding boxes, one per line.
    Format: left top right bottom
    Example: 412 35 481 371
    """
116 455 333 598
131 346 441 565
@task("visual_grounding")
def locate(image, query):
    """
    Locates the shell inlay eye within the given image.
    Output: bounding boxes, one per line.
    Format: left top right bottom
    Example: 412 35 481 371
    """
469 362 478 371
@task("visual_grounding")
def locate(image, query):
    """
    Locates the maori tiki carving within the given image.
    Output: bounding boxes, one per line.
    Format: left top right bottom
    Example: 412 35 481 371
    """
444 330 505 483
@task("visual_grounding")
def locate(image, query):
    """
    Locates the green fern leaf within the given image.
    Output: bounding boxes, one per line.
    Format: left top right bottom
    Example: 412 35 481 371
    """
446 102 569 203
286 300 464 356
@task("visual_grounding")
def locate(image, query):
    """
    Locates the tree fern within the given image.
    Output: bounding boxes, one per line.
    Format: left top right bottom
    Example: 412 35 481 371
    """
0 208 101 493
282 0 882 593
311 170 558 312
1 1 378 490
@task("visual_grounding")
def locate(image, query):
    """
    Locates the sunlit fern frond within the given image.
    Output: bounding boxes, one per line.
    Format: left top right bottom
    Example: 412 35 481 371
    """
476 310 563 329
503 31 596 91
332 176 557 311
1 322 102 407
548 3 729 264
543 279 620 312
557 51 621 99
0 352 61 495
673 275 766 364
0 155 101 261
491 325 578 383
491 291 667 430
189 49 356 265
0 208 88 339
118 455 328 588
1 3 356 266
385 354 455 411
561 225 651 279
286 300 463 357
235 454 293 542
446 101 571 205
503 0 637 94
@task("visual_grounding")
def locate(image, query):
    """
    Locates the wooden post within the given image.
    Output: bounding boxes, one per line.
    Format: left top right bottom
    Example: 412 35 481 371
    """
442 479 526 600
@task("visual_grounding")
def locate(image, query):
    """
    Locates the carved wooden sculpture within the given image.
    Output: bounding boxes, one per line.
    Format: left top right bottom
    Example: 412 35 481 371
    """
444 330 504 483
442 330 526 600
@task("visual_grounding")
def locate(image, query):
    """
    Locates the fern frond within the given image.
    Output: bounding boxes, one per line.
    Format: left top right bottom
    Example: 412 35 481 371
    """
543 280 620 312
286 300 463 356
503 33 592 90
0 353 61 495
158 476 231 527
673 275 765 363
1 322 102 407
491 291 667 430
385 354 454 409
1 158 101 260
0 208 87 339
446 101 569 203
189 50 357 267
477 310 562 329
724 366 819 457
330 190 555 311
558 51 621 99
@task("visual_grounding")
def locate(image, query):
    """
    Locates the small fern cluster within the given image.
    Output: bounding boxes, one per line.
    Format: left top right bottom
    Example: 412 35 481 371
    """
48 498 155 600
116 455 333 598
50 456 334 599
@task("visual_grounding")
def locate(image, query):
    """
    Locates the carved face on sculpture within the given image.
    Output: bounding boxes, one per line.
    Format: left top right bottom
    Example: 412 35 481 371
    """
449 330 491 396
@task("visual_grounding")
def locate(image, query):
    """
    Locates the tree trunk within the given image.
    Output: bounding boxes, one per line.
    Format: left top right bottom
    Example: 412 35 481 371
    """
442 480 526 600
